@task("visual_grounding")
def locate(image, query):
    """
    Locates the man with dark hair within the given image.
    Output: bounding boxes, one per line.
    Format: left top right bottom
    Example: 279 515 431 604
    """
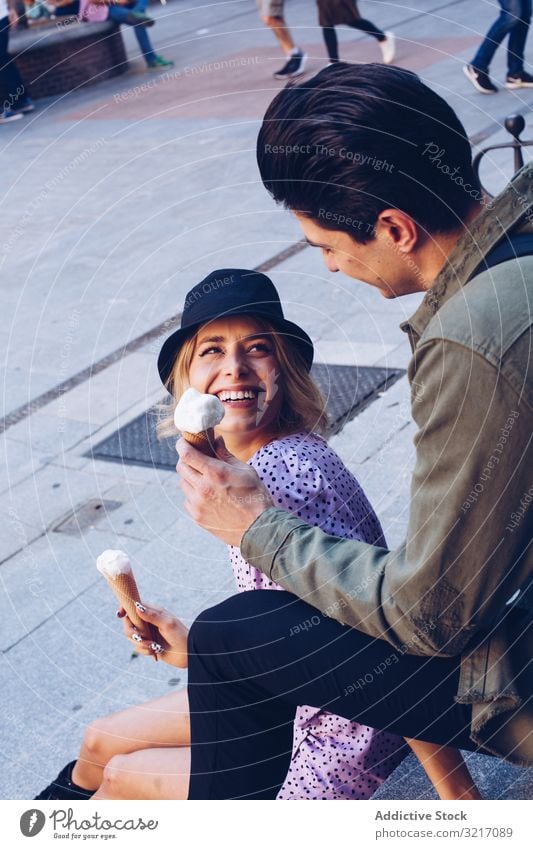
177 64 533 799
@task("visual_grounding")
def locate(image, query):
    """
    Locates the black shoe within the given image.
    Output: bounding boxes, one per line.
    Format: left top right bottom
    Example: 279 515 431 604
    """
506 71 533 89
34 761 94 801
463 64 498 94
274 50 307 80
12 98 35 114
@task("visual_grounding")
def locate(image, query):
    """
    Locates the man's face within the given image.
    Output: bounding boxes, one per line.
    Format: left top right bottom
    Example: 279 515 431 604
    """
294 213 425 298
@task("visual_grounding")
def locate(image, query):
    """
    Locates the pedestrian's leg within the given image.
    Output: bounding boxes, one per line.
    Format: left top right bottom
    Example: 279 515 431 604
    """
507 0 531 75
107 7 157 65
187 591 474 800
263 15 295 54
471 1 519 71
0 18 10 108
348 17 395 63
0 17 29 111
130 22 157 66
322 27 339 62
348 18 385 42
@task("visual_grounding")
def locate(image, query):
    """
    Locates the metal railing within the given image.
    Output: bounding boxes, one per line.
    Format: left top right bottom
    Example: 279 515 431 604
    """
473 114 533 197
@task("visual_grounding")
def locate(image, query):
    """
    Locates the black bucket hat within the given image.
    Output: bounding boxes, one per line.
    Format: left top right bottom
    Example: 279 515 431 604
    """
157 268 314 387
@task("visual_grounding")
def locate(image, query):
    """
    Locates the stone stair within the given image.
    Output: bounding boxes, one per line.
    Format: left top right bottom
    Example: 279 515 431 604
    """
372 752 533 800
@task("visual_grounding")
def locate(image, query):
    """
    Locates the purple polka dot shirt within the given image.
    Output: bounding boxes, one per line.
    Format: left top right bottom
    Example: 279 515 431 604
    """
229 432 406 800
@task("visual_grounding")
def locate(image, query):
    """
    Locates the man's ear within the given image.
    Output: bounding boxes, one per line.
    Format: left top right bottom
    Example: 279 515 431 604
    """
375 209 420 253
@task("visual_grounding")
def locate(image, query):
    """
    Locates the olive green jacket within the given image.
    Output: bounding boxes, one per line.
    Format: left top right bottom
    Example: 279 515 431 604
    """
242 163 533 765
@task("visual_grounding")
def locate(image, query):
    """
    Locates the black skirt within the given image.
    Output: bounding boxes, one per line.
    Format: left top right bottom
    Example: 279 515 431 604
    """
316 0 361 28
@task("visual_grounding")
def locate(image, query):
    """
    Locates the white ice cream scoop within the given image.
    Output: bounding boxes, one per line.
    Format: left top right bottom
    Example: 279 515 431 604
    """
96 549 132 579
173 387 225 434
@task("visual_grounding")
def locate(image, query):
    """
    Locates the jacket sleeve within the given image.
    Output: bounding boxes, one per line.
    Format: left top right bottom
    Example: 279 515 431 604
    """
241 339 531 656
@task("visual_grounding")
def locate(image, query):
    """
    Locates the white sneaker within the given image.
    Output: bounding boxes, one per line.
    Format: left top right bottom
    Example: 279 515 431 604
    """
380 32 396 65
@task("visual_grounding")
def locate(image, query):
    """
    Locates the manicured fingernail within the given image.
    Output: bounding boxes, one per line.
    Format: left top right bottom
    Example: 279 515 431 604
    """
150 642 163 653
131 633 142 643
115 610 122 617
134 602 146 612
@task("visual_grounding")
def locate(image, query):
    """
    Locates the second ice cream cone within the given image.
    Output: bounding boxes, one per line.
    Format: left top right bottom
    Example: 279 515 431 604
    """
105 572 158 644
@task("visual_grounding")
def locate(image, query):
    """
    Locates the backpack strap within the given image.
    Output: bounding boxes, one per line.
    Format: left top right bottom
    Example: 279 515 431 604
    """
473 232 533 277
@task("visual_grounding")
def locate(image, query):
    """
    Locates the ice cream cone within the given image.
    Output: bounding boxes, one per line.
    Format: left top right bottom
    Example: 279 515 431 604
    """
182 427 216 456
105 572 158 646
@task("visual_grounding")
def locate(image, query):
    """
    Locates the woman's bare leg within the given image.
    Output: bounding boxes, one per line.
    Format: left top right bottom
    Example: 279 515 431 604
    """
71 689 190 791
92 747 191 800
406 739 482 800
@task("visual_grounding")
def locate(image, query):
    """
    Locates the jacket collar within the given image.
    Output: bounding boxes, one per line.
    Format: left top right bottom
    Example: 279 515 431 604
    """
401 161 533 347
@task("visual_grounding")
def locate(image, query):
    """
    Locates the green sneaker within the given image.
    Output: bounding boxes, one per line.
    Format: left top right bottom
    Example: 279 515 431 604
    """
147 55 174 70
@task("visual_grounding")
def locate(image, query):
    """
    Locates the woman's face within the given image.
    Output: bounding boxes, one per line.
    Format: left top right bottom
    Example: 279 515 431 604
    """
187 315 283 442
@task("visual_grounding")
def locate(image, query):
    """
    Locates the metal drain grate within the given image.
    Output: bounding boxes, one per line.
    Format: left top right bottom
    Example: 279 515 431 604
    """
89 364 403 471
52 498 123 535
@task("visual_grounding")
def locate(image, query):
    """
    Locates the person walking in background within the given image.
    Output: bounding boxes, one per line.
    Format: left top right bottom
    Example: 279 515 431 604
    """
317 1 395 64
257 1 307 79
464 0 533 93
102 0 174 70
0 0 34 123
51 0 174 70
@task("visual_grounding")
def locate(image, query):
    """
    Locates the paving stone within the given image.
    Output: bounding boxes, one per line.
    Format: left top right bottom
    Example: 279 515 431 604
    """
5 412 95 462
0 528 149 652
0 437 47 496
4 462 124 537
372 752 533 801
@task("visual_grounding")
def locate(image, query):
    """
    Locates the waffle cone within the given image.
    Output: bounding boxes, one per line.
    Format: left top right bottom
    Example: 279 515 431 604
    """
105 572 158 645
182 427 216 457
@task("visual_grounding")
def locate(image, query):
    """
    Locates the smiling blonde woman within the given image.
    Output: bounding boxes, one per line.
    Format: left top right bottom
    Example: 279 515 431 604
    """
35 269 478 801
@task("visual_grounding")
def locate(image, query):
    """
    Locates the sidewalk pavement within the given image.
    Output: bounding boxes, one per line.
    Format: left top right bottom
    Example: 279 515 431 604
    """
1 0 532 799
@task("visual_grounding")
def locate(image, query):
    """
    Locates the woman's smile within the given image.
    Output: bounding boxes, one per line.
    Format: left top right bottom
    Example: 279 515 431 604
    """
215 386 262 406
186 316 282 456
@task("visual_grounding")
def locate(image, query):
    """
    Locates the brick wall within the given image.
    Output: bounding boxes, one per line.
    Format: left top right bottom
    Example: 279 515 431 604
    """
10 21 128 100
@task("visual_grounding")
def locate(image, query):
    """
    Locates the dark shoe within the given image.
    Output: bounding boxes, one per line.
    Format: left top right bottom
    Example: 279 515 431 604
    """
463 64 498 94
273 50 307 80
0 109 23 124
125 12 154 27
34 761 94 801
12 98 35 114
506 71 533 89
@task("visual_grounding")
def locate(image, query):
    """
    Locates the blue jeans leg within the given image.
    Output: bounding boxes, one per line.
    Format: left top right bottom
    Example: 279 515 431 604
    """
507 0 531 75
108 3 157 65
471 0 525 72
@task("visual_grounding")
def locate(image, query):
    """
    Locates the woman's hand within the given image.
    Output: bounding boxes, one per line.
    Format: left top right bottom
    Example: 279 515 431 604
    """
118 602 189 668
177 436 274 546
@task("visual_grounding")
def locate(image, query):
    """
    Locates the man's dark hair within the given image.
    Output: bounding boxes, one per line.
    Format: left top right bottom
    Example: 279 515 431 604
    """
257 63 481 243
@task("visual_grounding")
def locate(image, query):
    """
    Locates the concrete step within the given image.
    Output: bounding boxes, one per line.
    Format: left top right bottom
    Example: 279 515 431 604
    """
372 752 533 800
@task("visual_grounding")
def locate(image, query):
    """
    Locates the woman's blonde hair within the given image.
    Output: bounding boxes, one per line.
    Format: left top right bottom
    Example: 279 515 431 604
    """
157 316 329 439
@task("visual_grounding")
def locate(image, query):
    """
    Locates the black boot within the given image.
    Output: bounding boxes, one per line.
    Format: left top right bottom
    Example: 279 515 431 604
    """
34 761 94 800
